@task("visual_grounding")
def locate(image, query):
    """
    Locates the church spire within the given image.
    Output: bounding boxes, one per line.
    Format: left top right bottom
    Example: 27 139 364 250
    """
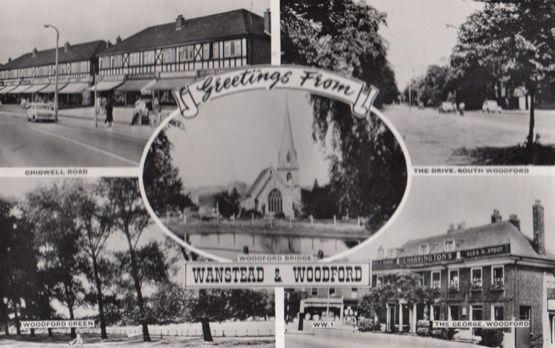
278 100 298 171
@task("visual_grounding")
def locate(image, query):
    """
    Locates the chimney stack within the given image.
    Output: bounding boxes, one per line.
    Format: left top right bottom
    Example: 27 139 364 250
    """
491 209 502 223
115 36 122 44
175 15 185 31
447 223 455 233
32 48 38 57
457 221 466 230
533 200 545 255
264 9 271 34
508 214 520 231
105 40 112 49
8 57 11 63
64 41 70 53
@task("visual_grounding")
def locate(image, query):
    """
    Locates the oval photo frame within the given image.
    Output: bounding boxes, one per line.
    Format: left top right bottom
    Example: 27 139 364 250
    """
138 65 413 263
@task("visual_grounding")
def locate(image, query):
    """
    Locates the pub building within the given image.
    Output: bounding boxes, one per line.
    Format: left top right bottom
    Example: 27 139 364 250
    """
0 40 107 106
93 8 271 106
372 200 555 348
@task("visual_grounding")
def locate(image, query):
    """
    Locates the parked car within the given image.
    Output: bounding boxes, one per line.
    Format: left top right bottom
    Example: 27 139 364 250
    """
482 100 502 113
26 102 57 122
438 101 456 113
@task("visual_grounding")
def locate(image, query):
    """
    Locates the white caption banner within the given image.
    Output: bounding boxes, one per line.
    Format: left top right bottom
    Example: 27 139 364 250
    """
173 65 379 119
184 262 370 288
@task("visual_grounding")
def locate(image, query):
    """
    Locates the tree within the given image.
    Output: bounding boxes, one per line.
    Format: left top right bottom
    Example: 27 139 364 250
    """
75 181 114 339
25 181 86 339
214 188 240 218
99 178 152 342
282 0 407 231
452 1 554 149
143 129 195 216
359 272 440 327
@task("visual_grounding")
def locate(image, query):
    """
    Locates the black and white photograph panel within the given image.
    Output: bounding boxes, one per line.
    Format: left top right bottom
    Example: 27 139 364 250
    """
284 175 555 348
0 0 271 167
281 0 555 165
141 89 409 260
0 177 275 347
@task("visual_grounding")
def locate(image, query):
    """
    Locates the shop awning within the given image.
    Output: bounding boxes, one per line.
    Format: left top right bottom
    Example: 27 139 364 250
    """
143 78 194 93
88 80 124 92
0 86 17 94
115 79 156 93
8 85 32 94
40 83 69 94
59 82 89 94
24 84 50 93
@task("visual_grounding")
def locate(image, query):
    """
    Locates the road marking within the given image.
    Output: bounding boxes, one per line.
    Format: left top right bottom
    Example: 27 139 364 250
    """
25 125 139 166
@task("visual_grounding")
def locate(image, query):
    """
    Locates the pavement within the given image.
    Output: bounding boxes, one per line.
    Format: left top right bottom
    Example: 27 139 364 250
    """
383 105 555 165
0 105 160 167
285 330 479 348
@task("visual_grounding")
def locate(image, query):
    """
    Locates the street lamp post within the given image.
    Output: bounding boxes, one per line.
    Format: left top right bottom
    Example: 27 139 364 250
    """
44 24 59 121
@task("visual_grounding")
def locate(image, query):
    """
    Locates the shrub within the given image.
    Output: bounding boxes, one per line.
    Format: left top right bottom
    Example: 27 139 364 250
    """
477 328 504 347
431 328 458 340
357 318 376 332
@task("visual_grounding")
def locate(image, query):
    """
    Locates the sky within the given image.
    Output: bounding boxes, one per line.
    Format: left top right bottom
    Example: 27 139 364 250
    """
348 175 555 262
0 0 269 64
166 89 331 189
365 0 483 89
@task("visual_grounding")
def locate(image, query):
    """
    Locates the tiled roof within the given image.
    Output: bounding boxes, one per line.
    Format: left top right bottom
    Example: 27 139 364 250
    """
0 40 107 71
100 9 267 55
398 221 554 261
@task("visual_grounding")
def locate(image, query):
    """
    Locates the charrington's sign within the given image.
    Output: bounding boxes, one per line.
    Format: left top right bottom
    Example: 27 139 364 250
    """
372 244 512 270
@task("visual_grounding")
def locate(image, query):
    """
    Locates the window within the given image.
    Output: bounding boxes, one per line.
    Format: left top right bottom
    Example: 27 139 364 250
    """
267 189 283 214
445 240 455 252
492 305 504 321
224 39 242 58
202 43 210 60
311 288 317 296
471 305 483 320
519 306 531 320
419 243 429 255
129 52 141 66
432 271 441 289
110 54 123 68
286 172 292 182
143 50 155 65
471 268 482 288
449 269 459 290
178 46 195 62
449 305 459 320
329 288 336 296
162 47 176 63
212 42 220 59
418 272 426 287
492 266 504 288
377 276 383 286
351 288 358 299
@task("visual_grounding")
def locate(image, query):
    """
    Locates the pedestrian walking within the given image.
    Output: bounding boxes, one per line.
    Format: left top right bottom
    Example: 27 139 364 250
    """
105 96 113 127
458 102 465 116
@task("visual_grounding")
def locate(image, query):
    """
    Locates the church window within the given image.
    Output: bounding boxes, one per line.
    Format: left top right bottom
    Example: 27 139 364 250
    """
286 172 292 182
268 189 283 214
286 152 291 163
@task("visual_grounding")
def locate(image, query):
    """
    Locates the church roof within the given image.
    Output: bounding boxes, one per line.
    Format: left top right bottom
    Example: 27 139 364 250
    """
245 167 272 198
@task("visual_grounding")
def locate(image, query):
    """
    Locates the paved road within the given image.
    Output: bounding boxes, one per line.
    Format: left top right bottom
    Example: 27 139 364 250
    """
286 331 478 348
383 105 555 165
0 114 148 167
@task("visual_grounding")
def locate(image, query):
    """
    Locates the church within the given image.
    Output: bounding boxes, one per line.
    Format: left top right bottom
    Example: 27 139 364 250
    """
239 106 302 218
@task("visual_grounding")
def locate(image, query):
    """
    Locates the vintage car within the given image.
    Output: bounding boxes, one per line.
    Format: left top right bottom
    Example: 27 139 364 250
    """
26 102 57 122
482 100 502 113
438 101 457 113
